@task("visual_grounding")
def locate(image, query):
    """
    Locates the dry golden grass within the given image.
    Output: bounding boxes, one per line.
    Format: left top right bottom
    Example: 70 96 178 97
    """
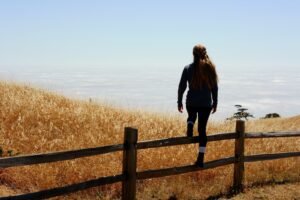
0 81 299 199
225 182 300 200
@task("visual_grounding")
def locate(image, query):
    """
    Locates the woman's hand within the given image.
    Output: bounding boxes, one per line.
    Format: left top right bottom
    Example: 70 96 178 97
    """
211 105 217 114
178 105 183 113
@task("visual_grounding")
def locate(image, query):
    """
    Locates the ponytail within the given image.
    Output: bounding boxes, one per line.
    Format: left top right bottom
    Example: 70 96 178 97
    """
191 45 218 90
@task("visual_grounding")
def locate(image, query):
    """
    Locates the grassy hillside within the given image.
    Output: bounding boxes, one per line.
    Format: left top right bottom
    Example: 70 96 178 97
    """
0 81 299 199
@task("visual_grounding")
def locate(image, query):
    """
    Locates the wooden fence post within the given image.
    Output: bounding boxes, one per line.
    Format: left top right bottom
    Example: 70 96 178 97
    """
233 120 245 193
122 127 138 200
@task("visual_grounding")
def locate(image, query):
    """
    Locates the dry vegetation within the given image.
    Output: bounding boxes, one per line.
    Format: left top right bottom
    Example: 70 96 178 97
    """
224 182 300 200
0 81 299 199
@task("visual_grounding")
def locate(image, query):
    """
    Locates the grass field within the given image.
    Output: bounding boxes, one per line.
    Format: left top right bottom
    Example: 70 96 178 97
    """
224 182 300 200
0 81 299 199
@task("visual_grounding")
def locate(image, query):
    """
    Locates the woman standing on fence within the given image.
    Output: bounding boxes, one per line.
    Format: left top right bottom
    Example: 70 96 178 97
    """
177 44 218 167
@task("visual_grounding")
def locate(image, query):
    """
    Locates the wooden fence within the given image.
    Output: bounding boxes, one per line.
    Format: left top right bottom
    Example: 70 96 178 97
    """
0 120 299 200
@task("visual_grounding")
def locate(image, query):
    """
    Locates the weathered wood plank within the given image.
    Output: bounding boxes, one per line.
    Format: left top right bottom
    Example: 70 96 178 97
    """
122 127 138 200
137 132 237 150
244 151 300 162
245 131 300 138
209 132 238 141
0 144 124 168
233 120 245 193
0 133 237 169
0 174 124 200
137 157 235 180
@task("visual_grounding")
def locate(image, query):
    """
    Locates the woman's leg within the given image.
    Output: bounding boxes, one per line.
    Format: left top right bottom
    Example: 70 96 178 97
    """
196 107 212 167
186 106 197 137
197 107 211 148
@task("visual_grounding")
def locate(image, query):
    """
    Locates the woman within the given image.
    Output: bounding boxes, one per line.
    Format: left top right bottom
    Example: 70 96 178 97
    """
177 44 218 167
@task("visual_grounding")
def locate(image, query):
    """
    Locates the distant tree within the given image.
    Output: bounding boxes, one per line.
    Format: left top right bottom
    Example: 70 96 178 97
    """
227 105 254 121
263 113 281 119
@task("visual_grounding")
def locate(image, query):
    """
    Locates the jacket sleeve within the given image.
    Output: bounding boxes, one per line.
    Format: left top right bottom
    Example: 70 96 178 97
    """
177 67 188 106
212 84 218 107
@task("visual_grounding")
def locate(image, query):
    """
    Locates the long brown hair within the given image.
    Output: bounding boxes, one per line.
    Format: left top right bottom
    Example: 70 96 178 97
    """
191 44 218 90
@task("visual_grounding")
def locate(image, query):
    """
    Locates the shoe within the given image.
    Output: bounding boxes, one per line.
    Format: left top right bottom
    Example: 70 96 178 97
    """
187 124 193 137
195 153 204 168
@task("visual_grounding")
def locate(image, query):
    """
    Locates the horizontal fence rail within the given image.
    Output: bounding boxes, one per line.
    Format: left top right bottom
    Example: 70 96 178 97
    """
0 175 124 200
244 151 300 162
0 133 238 169
1 131 298 169
137 157 235 180
137 132 237 150
0 144 124 168
0 120 299 200
245 131 300 138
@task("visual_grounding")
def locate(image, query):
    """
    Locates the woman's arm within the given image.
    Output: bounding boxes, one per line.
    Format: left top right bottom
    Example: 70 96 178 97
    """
211 85 218 113
177 67 188 111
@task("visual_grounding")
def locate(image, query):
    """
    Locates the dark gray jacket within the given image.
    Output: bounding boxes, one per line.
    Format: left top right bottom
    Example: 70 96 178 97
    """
177 63 218 107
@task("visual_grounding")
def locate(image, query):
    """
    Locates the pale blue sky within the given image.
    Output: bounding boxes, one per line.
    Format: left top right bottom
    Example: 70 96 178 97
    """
0 0 299 71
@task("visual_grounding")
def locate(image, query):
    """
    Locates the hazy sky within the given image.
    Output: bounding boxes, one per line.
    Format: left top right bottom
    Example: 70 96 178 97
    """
0 0 299 71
